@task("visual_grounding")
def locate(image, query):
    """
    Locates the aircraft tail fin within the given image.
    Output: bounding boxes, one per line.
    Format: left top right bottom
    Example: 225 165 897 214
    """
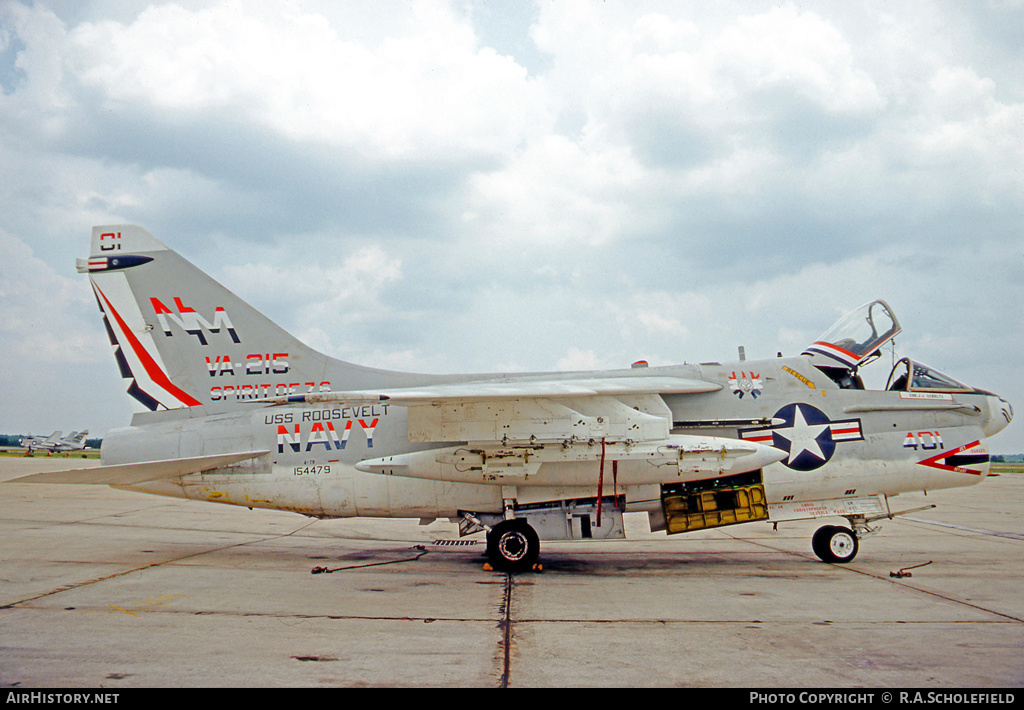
80 225 409 419
65 430 89 447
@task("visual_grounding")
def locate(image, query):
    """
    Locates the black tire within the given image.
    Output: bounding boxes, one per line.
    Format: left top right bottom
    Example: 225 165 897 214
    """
487 520 540 572
811 525 835 561
812 525 859 563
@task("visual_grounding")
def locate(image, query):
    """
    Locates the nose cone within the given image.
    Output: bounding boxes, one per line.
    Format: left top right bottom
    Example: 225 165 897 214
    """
984 395 1014 437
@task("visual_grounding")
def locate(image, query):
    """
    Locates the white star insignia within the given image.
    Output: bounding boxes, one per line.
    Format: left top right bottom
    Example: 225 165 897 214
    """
776 405 829 464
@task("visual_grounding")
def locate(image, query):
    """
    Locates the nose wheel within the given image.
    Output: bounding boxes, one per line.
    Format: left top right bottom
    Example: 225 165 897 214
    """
486 519 540 572
812 525 859 563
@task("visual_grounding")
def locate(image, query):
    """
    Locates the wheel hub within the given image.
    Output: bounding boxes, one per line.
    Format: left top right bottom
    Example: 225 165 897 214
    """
498 531 528 561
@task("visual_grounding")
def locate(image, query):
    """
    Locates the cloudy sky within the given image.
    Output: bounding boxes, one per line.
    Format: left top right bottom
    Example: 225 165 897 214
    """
1 0 1021 453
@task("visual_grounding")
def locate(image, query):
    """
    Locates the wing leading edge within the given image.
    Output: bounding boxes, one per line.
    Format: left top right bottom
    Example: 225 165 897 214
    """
267 375 722 407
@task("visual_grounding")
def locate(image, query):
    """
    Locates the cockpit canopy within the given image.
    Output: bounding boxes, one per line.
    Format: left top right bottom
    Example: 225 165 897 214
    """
800 300 1012 436
885 358 973 393
803 299 987 396
803 300 901 371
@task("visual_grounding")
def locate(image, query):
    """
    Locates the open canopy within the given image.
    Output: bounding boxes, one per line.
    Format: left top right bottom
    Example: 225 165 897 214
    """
803 299 901 371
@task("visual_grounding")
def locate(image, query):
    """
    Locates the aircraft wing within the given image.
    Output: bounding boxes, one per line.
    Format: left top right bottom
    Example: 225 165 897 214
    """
276 374 726 449
274 375 722 406
273 375 781 487
5 451 269 485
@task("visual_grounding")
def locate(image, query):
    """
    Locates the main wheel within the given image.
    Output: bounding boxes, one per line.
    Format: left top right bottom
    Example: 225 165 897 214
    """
487 520 540 572
812 525 859 563
811 525 834 561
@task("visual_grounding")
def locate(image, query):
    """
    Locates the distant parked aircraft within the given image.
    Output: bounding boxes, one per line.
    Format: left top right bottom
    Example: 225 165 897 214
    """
21 430 89 454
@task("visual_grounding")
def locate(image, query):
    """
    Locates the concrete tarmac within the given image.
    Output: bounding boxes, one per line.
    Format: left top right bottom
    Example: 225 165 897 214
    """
2 456 1022 688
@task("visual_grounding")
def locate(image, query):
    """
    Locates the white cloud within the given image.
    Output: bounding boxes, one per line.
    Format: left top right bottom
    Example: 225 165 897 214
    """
65 0 549 161
465 135 645 247
556 346 608 372
0 3 71 134
221 242 403 358
712 5 884 114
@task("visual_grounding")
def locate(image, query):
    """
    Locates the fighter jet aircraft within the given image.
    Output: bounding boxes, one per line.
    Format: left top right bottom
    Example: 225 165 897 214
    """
19 430 90 454
9 226 1014 571
19 431 62 453
51 430 90 453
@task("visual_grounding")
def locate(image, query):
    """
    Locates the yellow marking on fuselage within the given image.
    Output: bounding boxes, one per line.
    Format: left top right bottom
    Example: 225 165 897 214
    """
783 366 816 390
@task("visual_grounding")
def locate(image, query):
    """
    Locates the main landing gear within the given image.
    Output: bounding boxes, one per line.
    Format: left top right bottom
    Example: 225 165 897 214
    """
486 519 541 572
811 524 859 563
480 516 865 568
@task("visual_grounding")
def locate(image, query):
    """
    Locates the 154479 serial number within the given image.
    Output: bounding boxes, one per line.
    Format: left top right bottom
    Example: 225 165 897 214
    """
293 465 331 476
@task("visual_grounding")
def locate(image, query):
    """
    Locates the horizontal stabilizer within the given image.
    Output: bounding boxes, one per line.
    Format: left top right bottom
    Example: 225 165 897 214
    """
5 451 269 485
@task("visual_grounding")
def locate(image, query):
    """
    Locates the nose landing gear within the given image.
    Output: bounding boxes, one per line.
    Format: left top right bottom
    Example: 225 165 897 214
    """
811 525 859 563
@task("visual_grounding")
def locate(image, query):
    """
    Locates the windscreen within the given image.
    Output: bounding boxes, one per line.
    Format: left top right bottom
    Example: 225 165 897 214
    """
886 358 972 393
